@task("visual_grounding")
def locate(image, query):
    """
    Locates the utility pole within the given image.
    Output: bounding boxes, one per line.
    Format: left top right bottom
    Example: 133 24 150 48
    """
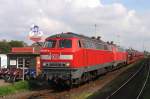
143 41 145 51
22 58 25 81
117 34 120 45
94 24 97 36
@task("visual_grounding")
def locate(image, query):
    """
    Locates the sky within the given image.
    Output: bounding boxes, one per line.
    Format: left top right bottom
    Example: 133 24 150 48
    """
102 0 150 12
0 0 150 51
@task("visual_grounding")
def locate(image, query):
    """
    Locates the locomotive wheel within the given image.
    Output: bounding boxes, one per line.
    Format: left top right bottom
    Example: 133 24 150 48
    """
81 73 89 83
89 73 94 81
68 79 73 89
72 78 81 86
47 78 54 85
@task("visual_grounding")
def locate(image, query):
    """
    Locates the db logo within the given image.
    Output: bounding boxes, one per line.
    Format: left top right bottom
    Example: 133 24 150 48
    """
29 24 43 42
51 54 60 59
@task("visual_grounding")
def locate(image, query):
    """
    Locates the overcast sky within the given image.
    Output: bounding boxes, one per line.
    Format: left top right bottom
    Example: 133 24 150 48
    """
0 0 150 51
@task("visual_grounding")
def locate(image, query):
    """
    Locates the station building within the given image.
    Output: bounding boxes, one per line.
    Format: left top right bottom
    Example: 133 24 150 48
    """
7 44 41 74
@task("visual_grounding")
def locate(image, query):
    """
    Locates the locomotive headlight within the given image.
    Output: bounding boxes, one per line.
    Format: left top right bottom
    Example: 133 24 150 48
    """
43 62 47 66
65 63 70 67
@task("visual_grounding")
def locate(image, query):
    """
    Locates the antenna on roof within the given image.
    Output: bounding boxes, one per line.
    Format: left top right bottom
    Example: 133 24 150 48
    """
94 24 97 36
117 34 120 45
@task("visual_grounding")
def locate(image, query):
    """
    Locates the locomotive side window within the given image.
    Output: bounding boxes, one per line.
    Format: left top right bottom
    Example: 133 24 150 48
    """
118 47 125 52
83 40 96 49
104 45 108 50
44 40 56 48
88 41 92 48
91 42 96 49
107 45 112 51
82 40 87 48
59 39 72 48
81 40 86 48
78 40 82 48
81 40 107 50
96 43 104 50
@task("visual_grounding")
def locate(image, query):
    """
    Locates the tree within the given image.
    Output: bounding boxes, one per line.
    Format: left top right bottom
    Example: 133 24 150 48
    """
0 40 11 53
8 40 27 47
0 40 28 53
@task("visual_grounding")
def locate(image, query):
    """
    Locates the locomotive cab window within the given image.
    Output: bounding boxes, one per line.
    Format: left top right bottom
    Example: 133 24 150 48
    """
59 39 72 48
78 40 82 48
96 43 104 50
44 40 56 48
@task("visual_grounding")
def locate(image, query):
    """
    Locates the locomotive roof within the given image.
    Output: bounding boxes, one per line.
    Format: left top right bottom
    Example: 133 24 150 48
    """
47 32 106 44
47 32 91 39
46 32 126 50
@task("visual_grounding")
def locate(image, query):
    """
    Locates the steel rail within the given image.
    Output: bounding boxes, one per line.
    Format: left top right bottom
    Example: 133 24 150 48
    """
106 61 146 99
136 61 150 99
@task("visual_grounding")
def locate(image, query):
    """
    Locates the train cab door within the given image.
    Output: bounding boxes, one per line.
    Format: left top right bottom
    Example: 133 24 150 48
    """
80 39 88 67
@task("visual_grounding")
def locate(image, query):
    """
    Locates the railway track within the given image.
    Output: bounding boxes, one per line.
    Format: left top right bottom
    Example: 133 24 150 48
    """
105 59 150 99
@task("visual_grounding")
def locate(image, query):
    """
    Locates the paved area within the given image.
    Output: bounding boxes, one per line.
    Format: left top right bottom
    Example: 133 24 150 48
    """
0 80 10 87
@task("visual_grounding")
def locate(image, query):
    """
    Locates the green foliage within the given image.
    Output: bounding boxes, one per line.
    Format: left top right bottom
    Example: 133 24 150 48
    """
0 81 29 96
0 40 11 53
9 40 27 47
0 40 27 53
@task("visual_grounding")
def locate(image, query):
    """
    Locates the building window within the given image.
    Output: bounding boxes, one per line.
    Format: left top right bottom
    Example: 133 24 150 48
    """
17 57 32 68
18 58 23 68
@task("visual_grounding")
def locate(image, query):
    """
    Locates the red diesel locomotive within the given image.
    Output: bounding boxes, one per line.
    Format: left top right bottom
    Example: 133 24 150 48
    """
40 32 143 86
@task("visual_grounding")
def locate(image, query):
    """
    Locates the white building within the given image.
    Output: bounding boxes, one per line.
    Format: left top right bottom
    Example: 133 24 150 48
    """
0 54 7 68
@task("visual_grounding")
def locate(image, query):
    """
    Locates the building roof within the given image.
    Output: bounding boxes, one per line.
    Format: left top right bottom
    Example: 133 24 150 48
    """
11 47 40 54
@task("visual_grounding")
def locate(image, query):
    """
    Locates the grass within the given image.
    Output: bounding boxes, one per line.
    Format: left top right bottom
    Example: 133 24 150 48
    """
72 92 93 99
0 81 30 96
